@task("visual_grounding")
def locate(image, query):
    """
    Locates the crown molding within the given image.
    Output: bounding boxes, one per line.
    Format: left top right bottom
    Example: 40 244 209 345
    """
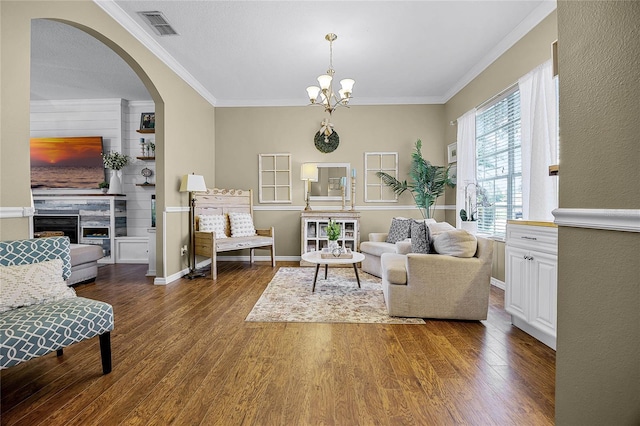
93 0 218 106
442 0 557 103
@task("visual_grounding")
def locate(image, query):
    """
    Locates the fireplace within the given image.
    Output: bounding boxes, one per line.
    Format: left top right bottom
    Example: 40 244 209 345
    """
33 215 79 243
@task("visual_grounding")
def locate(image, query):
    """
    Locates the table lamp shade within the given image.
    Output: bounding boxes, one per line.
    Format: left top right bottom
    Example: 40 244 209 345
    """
301 163 318 182
180 174 207 193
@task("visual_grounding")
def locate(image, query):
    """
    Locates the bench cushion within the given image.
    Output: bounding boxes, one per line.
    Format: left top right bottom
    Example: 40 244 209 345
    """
216 235 273 252
0 297 114 369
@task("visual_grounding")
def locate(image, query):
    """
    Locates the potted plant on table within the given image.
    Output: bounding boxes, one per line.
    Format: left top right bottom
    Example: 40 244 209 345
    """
326 219 342 253
376 139 455 219
98 181 109 194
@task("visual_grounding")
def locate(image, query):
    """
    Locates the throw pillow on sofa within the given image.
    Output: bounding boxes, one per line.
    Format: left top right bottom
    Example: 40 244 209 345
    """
433 230 478 258
198 214 227 239
0 259 76 312
228 212 257 237
386 217 411 243
410 219 431 253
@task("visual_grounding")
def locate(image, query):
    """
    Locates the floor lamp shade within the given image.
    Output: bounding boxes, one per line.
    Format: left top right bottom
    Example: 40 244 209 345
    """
180 174 207 193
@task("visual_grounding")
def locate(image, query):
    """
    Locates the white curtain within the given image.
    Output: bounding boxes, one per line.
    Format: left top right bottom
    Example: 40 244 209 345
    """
455 109 477 228
519 60 558 221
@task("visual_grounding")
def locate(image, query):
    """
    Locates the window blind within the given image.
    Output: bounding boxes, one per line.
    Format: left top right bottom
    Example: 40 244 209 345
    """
475 88 521 238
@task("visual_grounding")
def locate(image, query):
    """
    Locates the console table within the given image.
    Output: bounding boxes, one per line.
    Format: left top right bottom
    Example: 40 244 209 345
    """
300 211 360 266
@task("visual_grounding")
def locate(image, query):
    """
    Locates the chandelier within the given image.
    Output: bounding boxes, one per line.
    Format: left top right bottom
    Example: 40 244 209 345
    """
306 33 355 115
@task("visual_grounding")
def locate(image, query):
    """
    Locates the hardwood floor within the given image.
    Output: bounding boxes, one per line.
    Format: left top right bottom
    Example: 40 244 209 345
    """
1 262 555 425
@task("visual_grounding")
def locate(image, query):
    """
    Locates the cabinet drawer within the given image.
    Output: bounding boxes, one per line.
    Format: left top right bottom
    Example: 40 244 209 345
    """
506 224 557 254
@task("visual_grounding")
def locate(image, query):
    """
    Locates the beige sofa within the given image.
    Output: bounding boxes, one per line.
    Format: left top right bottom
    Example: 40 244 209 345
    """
380 236 493 320
360 233 411 277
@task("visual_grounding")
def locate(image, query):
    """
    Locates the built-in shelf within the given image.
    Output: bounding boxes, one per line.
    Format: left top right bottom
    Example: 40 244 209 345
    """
136 183 155 187
136 129 155 134
136 156 155 160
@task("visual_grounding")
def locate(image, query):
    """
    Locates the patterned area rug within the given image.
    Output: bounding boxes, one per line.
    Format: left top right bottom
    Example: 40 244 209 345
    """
245 267 425 324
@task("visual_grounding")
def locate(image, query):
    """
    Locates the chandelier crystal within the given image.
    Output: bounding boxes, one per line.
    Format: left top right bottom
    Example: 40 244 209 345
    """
306 33 354 115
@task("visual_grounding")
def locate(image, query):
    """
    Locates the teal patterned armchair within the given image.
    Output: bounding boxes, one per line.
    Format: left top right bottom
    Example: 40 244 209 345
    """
0 237 114 374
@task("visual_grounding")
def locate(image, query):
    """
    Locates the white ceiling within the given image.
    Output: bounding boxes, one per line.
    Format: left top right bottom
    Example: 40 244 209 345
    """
31 0 556 106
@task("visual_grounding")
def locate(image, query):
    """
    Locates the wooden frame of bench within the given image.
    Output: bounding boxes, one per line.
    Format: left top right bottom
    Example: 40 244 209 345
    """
194 188 275 279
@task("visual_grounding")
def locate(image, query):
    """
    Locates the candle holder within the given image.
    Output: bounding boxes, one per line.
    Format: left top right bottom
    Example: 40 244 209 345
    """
350 178 356 211
341 185 346 210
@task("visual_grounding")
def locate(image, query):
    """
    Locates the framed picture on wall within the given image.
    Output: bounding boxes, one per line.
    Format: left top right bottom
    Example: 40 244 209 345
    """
140 113 155 130
447 142 458 163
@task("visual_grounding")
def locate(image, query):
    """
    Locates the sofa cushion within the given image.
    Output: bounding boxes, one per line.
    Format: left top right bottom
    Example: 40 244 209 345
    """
395 240 413 255
386 218 411 243
433 230 478 258
228 212 257 237
360 241 397 257
199 214 227 239
410 220 431 254
0 259 76 313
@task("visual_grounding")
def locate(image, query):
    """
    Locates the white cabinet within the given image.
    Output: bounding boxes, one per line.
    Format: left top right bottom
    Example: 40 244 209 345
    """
505 221 558 349
300 211 360 266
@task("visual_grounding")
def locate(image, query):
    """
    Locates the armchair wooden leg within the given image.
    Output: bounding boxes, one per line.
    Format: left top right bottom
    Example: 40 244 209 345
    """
271 246 276 267
99 332 112 374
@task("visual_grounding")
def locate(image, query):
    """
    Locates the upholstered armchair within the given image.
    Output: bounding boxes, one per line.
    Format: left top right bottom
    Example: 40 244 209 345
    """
380 236 493 320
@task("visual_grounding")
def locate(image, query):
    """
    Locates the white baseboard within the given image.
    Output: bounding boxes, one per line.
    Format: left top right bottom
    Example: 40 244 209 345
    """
491 278 505 290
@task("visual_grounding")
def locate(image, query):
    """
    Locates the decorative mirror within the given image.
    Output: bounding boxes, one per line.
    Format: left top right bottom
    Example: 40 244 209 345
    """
309 162 351 201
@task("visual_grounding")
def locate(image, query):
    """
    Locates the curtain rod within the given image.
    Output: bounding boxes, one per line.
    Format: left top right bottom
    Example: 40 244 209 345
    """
475 82 518 111
449 81 518 126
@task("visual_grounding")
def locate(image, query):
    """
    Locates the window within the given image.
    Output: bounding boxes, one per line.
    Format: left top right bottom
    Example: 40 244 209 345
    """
258 153 292 203
475 88 521 238
364 152 398 202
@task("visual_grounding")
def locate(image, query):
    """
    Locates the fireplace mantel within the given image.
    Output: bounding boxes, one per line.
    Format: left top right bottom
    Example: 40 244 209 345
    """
32 195 126 264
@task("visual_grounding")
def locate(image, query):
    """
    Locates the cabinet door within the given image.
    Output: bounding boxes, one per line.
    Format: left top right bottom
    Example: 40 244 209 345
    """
529 251 558 337
505 246 529 322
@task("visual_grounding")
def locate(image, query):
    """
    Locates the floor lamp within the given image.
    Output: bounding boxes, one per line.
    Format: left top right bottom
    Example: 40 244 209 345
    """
180 173 207 279
301 163 318 211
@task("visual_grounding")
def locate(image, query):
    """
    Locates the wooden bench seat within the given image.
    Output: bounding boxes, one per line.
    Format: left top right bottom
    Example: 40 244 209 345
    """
194 188 275 279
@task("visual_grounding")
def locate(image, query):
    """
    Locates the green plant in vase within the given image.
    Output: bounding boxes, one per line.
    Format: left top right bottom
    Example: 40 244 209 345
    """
98 181 109 193
326 219 342 253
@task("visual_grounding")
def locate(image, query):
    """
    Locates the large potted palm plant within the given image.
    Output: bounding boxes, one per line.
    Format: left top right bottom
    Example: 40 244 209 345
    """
376 139 455 219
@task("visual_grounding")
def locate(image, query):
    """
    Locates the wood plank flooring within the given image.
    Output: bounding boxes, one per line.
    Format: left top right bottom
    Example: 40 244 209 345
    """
1 262 555 425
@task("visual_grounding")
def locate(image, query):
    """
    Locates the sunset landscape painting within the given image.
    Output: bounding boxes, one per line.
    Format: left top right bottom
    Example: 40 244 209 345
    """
30 136 105 189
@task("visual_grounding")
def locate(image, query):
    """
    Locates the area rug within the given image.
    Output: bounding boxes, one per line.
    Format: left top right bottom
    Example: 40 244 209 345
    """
245 267 425 324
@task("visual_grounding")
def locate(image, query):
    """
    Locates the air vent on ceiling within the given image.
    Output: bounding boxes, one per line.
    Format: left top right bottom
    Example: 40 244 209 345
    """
138 11 178 36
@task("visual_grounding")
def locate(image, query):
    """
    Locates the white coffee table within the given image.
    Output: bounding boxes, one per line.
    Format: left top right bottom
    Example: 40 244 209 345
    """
301 251 366 292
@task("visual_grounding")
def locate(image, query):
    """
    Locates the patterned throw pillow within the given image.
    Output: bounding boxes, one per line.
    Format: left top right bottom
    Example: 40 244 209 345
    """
410 220 431 254
228 212 257 237
0 259 76 313
386 218 411 244
198 214 227 239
